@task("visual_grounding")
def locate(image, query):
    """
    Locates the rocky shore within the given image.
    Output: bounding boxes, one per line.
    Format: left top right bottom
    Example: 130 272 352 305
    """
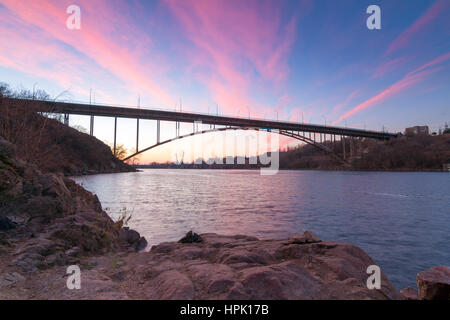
1 136 449 300
1 229 449 300
0 136 146 295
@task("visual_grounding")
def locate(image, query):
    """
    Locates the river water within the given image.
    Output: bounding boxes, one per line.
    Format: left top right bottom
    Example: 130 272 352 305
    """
74 169 450 290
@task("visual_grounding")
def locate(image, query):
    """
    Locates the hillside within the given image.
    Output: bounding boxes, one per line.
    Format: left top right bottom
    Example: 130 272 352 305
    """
279 134 450 171
0 89 135 176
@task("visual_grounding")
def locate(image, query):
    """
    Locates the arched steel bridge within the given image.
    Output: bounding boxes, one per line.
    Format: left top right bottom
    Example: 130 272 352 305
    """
7 98 398 164
122 126 348 164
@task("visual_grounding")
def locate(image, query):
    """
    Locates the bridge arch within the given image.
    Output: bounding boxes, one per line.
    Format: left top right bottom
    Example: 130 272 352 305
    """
123 126 349 165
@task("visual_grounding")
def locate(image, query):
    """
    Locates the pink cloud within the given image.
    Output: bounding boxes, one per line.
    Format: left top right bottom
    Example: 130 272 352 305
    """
333 52 450 124
385 0 449 56
164 0 298 116
371 57 409 79
0 0 175 105
332 90 360 113
275 94 292 112
0 7 91 93
287 106 316 123
411 52 450 74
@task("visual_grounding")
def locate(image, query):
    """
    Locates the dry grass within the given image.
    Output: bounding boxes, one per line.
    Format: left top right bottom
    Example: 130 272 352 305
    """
0 83 134 175
0 92 62 166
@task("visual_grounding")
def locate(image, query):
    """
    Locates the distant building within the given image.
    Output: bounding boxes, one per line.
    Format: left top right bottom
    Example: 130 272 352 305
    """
405 126 429 135
444 123 450 135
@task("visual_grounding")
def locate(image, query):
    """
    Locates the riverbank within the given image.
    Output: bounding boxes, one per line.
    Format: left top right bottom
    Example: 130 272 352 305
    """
135 165 449 173
279 134 450 171
0 95 136 176
0 135 147 296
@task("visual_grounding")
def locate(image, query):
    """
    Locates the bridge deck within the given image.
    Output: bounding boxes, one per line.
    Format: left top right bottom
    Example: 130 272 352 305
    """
7 98 397 140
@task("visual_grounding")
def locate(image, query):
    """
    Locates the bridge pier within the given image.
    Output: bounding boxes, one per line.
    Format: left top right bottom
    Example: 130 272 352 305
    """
157 120 160 144
113 117 117 156
350 137 353 158
342 136 346 160
89 115 94 136
136 118 140 153
64 114 69 126
359 137 363 157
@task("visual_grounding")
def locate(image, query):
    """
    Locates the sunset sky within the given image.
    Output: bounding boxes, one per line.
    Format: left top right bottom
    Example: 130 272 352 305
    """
1 0 449 163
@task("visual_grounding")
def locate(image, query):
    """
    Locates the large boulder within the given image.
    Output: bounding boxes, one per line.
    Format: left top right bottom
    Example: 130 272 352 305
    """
144 233 402 300
288 230 321 244
417 266 450 300
179 231 203 244
119 227 147 252
146 270 195 300
37 173 71 198
400 287 418 300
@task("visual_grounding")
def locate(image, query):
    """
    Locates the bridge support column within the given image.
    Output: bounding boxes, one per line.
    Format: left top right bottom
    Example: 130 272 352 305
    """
359 137 363 157
342 136 346 160
157 120 160 144
113 117 117 156
90 115 94 136
136 118 140 153
64 114 69 126
350 137 354 158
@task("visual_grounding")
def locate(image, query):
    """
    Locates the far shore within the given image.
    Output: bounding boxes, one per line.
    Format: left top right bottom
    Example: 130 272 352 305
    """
132 165 449 173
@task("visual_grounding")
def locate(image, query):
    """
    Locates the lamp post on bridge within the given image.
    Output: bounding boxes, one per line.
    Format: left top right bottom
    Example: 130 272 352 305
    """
32 83 37 100
322 116 327 142
89 88 94 136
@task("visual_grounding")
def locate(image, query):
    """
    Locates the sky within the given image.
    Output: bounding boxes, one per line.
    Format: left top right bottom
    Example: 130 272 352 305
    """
0 0 449 163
